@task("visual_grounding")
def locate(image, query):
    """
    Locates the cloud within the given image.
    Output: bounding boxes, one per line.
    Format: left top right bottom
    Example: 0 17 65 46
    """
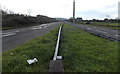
76 3 118 20
1 0 119 19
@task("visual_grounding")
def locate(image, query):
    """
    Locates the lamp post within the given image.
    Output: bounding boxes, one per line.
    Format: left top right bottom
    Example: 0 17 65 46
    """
73 0 75 23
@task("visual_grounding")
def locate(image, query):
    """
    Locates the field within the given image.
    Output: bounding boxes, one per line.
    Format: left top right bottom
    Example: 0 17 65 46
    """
2 23 119 72
78 22 119 30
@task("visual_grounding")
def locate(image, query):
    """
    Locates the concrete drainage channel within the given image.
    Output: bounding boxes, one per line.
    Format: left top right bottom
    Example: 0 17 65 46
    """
49 24 64 72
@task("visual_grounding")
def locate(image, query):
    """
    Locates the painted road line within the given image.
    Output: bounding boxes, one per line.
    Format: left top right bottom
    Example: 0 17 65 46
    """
115 35 119 37
2 33 16 37
43 26 47 29
32 27 42 30
100 31 107 34
103 32 107 34
32 28 37 30
87 28 92 30
37 27 42 29
41 24 47 26
96 30 107 34
15 31 20 32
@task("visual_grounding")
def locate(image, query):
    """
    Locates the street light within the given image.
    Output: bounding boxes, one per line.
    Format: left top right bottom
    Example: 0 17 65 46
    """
73 0 75 23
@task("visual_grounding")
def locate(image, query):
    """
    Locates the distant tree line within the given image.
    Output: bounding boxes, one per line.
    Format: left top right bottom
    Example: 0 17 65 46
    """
2 10 57 28
85 18 119 23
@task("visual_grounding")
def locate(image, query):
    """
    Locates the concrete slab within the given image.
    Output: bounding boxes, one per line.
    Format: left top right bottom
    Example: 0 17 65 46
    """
49 60 64 72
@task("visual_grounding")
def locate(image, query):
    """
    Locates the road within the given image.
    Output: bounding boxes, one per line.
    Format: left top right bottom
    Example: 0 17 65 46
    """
2 22 119 52
2 22 60 52
66 22 120 42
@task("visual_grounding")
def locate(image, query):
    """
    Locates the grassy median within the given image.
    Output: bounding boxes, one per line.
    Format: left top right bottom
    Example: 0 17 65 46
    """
2 25 60 72
2 23 119 72
59 24 118 72
78 22 119 30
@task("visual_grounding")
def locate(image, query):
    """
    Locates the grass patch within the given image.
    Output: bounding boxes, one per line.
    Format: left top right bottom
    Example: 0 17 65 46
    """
2 24 42 30
91 22 119 26
2 25 60 72
59 24 118 72
78 22 120 30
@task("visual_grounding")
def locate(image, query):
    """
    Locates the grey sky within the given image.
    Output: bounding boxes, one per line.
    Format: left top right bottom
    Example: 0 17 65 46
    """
1 0 119 20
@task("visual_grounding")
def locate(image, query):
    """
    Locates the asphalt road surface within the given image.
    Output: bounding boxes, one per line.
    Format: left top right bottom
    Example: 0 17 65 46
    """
66 22 120 42
2 22 60 52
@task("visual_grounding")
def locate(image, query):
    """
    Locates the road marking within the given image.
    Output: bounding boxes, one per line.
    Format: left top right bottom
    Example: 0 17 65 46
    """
2 33 16 37
32 28 36 30
115 35 119 37
32 24 48 28
32 27 42 30
41 24 47 26
102 31 107 34
15 31 20 32
87 28 92 30
38 27 42 29
96 30 107 34
43 26 47 28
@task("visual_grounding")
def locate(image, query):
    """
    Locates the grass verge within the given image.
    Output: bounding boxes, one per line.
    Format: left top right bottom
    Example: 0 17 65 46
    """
2 23 119 72
1 24 43 30
59 24 118 72
77 22 120 30
2 25 60 72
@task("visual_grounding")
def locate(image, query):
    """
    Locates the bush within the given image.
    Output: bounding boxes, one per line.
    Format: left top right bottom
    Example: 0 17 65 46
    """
86 21 91 24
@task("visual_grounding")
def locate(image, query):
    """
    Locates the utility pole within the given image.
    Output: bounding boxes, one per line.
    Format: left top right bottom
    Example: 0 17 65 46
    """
73 0 75 23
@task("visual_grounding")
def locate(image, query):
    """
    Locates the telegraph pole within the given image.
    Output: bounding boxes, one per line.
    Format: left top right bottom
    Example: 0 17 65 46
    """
73 0 75 23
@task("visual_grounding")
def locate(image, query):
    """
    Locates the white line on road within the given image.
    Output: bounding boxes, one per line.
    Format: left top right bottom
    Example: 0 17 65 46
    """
41 24 48 26
32 27 42 30
43 26 47 29
102 31 107 34
2 33 16 37
96 30 107 34
115 35 119 37
87 28 92 30
32 28 37 30
15 31 20 32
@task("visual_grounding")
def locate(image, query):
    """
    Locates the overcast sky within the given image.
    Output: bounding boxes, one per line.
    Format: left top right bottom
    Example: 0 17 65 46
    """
0 0 119 20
